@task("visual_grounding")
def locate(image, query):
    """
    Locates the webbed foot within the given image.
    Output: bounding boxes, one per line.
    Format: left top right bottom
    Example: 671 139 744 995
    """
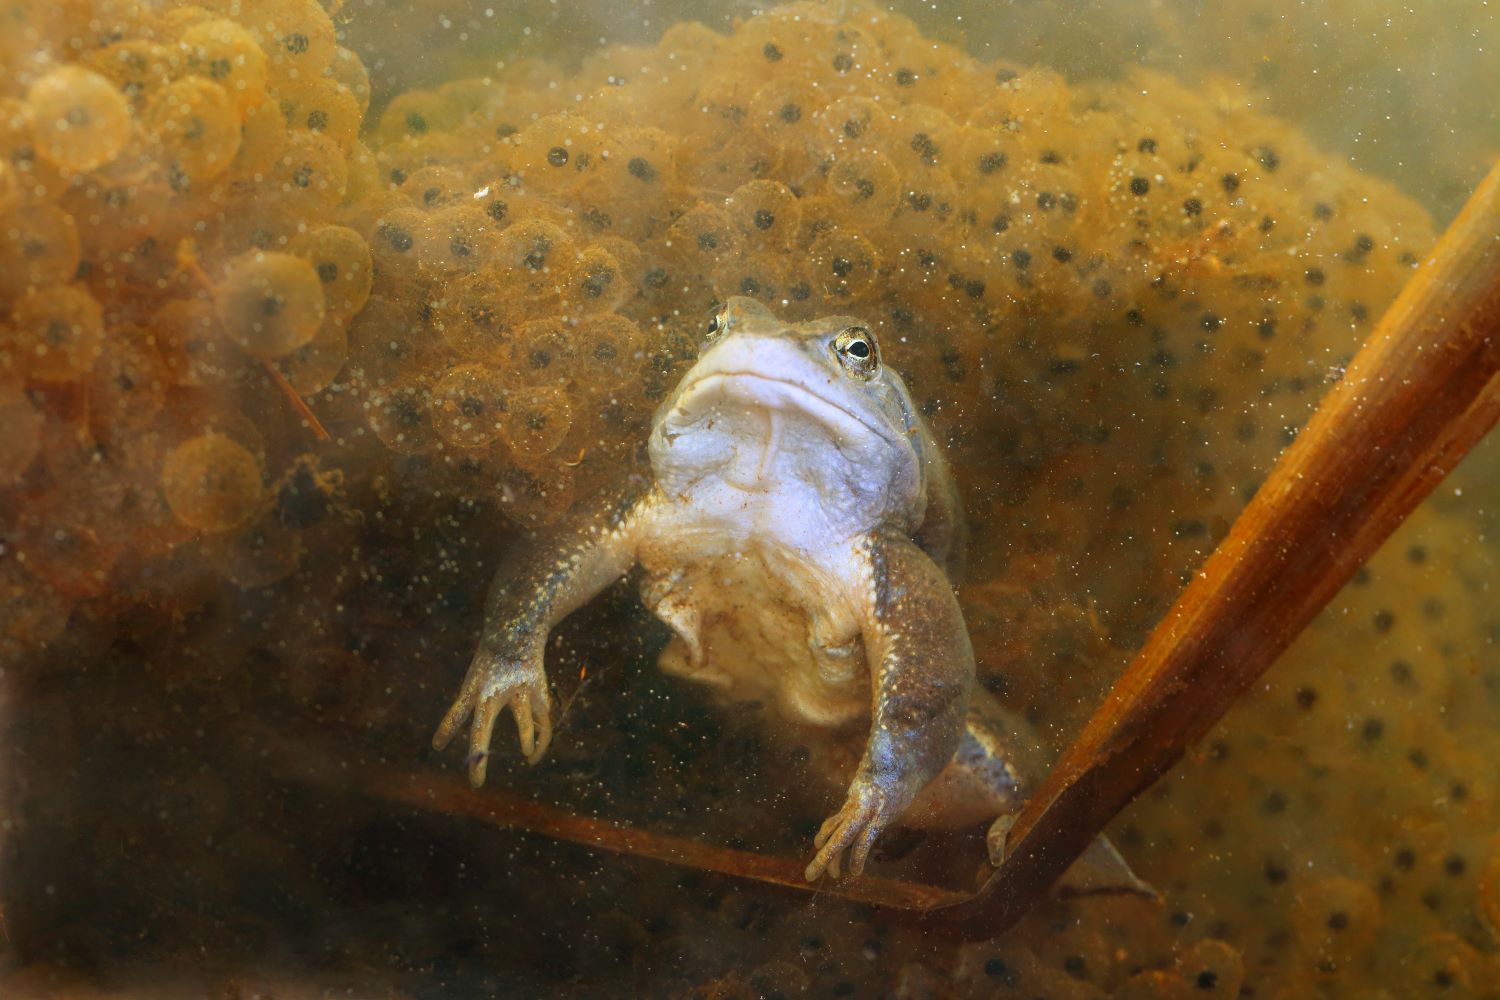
985 812 1017 867
804 781 899 881
432 651 552 786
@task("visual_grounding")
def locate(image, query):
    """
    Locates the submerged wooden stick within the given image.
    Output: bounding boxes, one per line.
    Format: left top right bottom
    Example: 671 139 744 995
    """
274 731 970 912
372 766 971 910
928 160 1500 938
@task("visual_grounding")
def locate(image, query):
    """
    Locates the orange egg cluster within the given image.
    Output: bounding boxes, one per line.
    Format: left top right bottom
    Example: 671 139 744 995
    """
2 1 1495 997
0 0 365 649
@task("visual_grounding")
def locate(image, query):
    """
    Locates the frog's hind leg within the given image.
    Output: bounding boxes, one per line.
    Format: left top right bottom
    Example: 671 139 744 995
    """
899 691 1028 830
902 691 1157 900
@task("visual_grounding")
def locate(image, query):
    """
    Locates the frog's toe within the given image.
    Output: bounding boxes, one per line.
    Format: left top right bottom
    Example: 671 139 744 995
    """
845 818 883 877
525 682 553 764
985 812 1017 867
512 679 554 764
512 693 535 758
805 788 889 881
433 684 478 752
467 692 506 786
462 683 552 784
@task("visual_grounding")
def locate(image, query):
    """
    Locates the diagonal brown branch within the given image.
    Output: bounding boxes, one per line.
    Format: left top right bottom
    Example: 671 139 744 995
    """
927 159 1500 938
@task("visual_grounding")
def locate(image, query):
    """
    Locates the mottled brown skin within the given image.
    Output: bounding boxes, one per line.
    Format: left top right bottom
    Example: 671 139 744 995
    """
434 479 650 783
806 531 974 878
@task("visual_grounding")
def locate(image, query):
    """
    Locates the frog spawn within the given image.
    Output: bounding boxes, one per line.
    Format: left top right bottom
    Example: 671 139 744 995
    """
0 1 1496 998
0 0 363 647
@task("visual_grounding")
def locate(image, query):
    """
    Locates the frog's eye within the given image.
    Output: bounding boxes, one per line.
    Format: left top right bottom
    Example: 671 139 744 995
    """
833 326 879 378
704 306 730 341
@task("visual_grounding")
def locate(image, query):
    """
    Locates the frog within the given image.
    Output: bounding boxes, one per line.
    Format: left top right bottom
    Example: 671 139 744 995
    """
433 296 1149 890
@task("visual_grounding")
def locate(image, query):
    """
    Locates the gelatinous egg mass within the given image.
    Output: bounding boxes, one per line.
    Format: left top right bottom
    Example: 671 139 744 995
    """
214 251 327 359
179 18 269 113
11 284 104 381
0 201 81 297
26 65 132 173
162 433 265 532
502 384 572 461
0 386 43 483
434 363 510 450
289 224 372 324
142 77 241 183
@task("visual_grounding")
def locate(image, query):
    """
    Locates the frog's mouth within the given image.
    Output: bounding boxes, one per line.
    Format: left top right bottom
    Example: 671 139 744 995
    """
650 332 916 501
655 368 900 495
670 370 896 449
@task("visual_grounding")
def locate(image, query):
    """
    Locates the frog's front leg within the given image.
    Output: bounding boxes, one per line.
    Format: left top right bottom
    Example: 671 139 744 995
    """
805 533 973 880
433 483 653 786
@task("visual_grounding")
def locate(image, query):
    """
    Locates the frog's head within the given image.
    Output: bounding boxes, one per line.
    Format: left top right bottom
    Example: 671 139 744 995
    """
649 297 927 534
